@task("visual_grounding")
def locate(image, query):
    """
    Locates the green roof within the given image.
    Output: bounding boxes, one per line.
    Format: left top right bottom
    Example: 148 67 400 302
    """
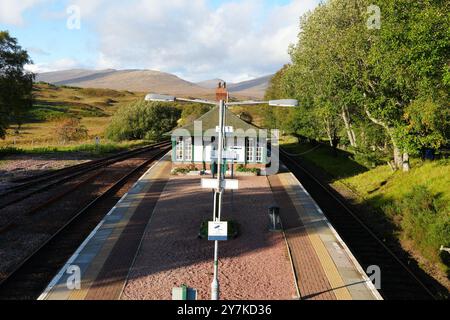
174 106 259 137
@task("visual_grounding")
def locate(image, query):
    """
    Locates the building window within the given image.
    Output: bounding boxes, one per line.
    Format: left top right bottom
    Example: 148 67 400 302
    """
256 140 263 163
246 138 255 162
185 137 192 162
176 137 184 161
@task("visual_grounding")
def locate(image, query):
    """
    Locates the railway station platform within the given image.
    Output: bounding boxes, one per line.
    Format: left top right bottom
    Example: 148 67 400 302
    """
268 165 382 300
38 155 382 300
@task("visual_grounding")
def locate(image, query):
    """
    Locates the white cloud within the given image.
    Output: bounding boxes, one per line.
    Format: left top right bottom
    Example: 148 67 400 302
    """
80 0 318 82
11 0 320 81
0 0 46 25
25 58 79 73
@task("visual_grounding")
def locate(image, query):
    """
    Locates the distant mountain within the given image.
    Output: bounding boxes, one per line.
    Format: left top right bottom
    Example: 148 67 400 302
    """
228 75 273 99
36 69 273 99
195 79 225 89
196 75 273 99
36 69 117 84
36 69 213 98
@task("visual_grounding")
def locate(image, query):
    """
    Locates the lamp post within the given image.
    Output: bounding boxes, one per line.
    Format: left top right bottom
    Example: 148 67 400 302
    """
210 99 225 300
146 93 298 300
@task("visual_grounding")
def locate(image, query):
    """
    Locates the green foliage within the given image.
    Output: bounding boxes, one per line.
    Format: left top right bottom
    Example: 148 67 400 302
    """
271 0 449 170
106 100 181 141
0 31 34 138
238 111 253 124
178 103 211 126
236 165 260 175
281 141 368 178
26 103 107 122
171 164 198 175
79 88 126 98
365 0 450 155
352 148 384 168
384 186 449 271
265 64 290 100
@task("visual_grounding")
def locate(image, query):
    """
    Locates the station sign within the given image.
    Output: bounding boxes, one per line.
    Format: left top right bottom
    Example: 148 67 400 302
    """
208 221 228 241
216 126 234 133
228 146 244 162
201 179 239 190
210 150 238 160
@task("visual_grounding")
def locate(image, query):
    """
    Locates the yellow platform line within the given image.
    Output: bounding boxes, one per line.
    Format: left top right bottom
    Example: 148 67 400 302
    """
308 233 352 300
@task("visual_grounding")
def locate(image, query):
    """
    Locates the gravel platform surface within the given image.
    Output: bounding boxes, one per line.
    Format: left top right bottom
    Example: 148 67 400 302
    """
121 175 297 300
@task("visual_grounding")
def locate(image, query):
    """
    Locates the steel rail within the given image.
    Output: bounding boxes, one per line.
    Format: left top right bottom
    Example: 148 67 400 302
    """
0 145 169 289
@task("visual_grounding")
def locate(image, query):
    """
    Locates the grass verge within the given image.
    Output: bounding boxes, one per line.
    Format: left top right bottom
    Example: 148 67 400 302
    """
0 140 152 157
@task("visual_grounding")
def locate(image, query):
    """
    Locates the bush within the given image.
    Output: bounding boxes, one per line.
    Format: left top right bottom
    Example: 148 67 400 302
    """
352 148 384 168
79 88 125 98
178 104 211 126
171 164 198 175
54 118 88 143
385 185 450 272
236 164 260 175
106 100 181 141
239 111 253 123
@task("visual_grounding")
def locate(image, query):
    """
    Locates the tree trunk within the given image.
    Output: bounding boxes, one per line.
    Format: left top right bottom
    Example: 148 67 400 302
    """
324 118 334 147
393 143 403 169
365 108 403 170
402 152 410 172
342 106 357 148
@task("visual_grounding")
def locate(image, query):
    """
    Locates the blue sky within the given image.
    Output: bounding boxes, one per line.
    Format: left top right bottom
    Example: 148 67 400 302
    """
0 0 320 82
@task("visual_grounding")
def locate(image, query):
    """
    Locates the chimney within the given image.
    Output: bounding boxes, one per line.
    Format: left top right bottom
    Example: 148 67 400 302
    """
216 81 228 102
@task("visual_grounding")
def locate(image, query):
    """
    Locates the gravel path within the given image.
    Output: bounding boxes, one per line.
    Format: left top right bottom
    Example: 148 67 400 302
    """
121 175 297 300
0 155 89 190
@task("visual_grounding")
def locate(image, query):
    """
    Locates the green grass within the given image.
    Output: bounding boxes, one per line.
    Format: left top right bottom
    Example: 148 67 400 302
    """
0 140 151 157
341 159 450 208
1 83 141 149
281 136 368 179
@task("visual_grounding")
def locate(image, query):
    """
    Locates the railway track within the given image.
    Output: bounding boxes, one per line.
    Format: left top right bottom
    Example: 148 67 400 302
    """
280 149 449 300
0 142 170 300
0 140 170 202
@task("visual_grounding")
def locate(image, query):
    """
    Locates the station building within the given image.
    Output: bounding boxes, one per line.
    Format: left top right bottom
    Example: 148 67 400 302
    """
171 82 268 171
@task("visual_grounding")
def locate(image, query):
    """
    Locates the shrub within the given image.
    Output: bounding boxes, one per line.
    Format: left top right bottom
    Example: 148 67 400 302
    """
178 104 211 126
239 111 253 123
386 185 450 272
352 148 384 168
79 88 125 98
236 164 260 175
106 100 181 141
54 118 88 143
171 164 198 175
